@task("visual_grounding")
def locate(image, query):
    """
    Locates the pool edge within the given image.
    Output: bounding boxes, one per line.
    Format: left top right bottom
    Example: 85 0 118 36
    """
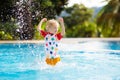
0 38 120 44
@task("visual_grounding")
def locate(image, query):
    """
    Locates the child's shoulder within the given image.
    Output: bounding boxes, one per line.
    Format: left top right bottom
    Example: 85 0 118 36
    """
40 30 48 37
56 33 62 40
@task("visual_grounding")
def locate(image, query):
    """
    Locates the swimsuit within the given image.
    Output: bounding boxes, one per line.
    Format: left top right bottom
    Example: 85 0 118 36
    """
40 30 62 65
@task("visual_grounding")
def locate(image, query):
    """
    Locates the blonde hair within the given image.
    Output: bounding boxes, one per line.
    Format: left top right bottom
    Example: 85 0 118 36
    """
46 19 59 29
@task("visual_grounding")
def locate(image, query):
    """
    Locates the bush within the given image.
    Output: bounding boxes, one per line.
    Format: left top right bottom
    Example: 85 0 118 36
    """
66 21 97 37
0 22 17 40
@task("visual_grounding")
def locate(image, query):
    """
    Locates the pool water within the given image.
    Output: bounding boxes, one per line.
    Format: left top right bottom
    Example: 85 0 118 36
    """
0 41 120 80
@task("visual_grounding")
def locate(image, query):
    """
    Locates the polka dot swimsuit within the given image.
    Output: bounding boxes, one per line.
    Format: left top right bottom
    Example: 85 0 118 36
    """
40 30 62 59
45 34 59 58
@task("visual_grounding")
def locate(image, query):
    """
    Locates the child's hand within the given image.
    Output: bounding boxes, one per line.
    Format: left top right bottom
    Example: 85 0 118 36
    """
58 17 64 24
41 18 47 22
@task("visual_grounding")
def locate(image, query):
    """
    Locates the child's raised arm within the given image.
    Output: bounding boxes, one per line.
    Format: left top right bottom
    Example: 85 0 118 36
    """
58 18 65 36
37 18 47 31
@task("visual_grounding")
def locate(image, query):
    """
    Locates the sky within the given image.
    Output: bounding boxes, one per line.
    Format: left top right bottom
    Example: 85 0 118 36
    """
68 0 108 8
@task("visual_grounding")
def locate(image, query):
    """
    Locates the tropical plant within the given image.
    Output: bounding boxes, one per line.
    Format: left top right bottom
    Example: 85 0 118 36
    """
63 4 95 37
64 4 93 27
97 0 120 37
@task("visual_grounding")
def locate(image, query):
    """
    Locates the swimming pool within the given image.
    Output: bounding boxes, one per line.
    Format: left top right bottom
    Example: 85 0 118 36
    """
0 41 120 80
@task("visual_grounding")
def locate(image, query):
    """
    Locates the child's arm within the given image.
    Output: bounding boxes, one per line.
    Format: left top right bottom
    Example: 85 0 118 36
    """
58 18 65 36
37 18 47 31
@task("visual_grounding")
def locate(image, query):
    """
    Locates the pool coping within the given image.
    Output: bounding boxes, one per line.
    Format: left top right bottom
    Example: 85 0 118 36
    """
0 38 120 44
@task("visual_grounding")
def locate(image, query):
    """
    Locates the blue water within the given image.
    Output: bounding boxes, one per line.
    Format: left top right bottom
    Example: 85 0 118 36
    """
0 41 120 80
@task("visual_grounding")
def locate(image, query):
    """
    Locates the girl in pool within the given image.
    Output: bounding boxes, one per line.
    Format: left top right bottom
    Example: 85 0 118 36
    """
37 17 65 66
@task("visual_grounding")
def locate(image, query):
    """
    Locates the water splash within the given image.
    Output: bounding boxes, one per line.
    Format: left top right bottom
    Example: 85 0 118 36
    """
15 0 33 40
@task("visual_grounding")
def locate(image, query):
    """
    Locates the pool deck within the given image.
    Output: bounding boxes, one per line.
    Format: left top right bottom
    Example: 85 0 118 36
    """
0 38 120 44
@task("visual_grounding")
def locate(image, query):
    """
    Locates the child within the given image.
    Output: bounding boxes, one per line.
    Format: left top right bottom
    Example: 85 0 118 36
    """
37 18 65 66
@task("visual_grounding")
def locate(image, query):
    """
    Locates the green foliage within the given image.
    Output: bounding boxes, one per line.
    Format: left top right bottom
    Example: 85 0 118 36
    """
34 28 43 40
0 0 68 40
0 0 16 22
63 4 95 37
1 0 119 39
66 21 97 37
32 0 68 25
40 0 52 7
0 31 13 40
64 4 93 27
51 0 68 15
33 22 46 40
97 0 120 37
0 22 17 40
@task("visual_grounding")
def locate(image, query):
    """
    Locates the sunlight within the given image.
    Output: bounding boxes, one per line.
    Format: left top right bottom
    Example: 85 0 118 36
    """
68 0 108 8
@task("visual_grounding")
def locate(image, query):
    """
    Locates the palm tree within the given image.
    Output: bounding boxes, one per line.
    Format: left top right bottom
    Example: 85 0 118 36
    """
97 0 120 37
